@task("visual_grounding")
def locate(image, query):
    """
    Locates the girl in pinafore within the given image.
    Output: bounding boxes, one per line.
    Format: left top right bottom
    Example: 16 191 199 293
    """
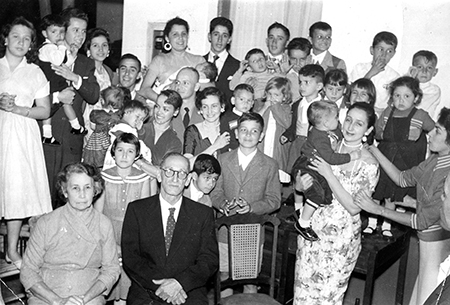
369 76 434 236
95 133 155 305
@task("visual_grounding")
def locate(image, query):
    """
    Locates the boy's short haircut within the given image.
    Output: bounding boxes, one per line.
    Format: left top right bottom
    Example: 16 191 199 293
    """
119 53 142 72
245 48 265 61
234 83 255 96
413 50 438 66
324 69 348 87
40 14 66 31
111 132 141 158
309 21 332 37
101 86 126 110
60 7 88 26
120 99 150 120
164 17 189 38
198 62 218 82
195 87 226 110
85 27 110 53
372 31 398 49
192 154 221 176
238 112 264 131
307 100 338 127
209 17 233 36
299 64 325 84
160 89 183 111
287 37 312 54
267 22 290 40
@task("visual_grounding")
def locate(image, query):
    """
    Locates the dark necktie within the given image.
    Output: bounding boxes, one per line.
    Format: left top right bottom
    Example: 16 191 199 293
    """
213 54 219 66
183 107 190 128
165 207 176 255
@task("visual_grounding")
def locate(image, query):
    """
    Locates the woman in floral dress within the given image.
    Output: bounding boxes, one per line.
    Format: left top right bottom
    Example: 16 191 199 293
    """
292 102 380 305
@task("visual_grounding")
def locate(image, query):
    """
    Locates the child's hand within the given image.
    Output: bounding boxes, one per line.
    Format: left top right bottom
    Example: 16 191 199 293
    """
350 150 362 161
239 60 249 73
235 197 251 214
0 93 16 112
367 55 387 78
279 60 294 74
408 66 419 78
294 171 313 192
279 135 289 145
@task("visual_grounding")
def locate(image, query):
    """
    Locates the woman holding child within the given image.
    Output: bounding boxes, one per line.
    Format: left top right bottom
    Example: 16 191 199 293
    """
293 102 379 304
139 17 205 102
355 108 450 305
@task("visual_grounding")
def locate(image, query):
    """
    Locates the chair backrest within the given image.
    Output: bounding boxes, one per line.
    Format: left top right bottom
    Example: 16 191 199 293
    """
215 213 281 302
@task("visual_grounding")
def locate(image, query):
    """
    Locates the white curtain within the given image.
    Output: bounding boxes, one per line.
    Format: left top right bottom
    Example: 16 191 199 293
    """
228 0 323 60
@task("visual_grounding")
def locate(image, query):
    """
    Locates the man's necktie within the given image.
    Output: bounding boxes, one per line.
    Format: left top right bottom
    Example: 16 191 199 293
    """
165 207 176 255
213 54 219 66
183 107 190 128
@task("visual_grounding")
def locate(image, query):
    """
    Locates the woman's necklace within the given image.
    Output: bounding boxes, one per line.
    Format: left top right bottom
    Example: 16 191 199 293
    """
342 139 363 149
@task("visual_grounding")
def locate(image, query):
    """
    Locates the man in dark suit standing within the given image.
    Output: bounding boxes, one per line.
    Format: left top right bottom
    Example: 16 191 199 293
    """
43 8 100 205
122 153 218 305
204 17 240 110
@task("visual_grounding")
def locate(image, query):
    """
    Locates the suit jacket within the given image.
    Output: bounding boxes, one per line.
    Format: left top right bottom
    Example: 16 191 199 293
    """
172 108 203 144
282 99 301 142
42 54 100 205
211 149 281 216
204 53 240 110
122 196 218 305
320 51 347 74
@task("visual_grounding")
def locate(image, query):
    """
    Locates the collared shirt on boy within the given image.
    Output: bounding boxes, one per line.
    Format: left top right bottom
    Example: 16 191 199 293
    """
418 81 442 121
311 51 327 65
208 50 228 76
237 147 257 171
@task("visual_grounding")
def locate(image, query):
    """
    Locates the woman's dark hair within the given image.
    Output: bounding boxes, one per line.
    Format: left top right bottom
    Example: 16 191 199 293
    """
389 76 423 106
438 108 450 146
0 17 37 63
164 17 189 40
195 87 226 111
110 132 141 158
56 162 104 202
84 27 110 54
347 102 377 145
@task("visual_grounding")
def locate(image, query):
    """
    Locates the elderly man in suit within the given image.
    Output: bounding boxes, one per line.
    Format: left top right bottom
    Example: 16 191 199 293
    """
42 8 100 205
204 17 240 110
122 153 218 305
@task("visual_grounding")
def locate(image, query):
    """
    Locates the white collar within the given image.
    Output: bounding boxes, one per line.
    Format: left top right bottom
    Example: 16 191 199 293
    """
232 108 243 116
311 51 326 64
189 182 204 202
237 147 257 171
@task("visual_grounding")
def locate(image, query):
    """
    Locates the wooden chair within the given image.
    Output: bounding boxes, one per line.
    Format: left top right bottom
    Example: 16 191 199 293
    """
215 213 281 305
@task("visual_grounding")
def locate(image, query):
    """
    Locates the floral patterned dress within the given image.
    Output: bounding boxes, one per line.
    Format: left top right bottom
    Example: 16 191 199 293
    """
294 157 379 305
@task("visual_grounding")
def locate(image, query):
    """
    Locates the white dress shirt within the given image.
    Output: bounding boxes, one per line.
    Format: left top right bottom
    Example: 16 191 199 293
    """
160 194 182 236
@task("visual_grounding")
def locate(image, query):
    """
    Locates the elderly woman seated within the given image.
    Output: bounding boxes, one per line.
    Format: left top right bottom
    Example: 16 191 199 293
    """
20 162 120 305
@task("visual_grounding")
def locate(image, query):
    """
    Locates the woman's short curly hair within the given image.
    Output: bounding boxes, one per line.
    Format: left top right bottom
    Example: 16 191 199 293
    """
55 162 104 202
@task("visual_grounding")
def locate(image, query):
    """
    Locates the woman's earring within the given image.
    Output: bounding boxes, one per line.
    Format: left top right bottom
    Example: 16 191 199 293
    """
107 51 110 57
163 42 172 52
362 135 368 143
87 50 91 58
